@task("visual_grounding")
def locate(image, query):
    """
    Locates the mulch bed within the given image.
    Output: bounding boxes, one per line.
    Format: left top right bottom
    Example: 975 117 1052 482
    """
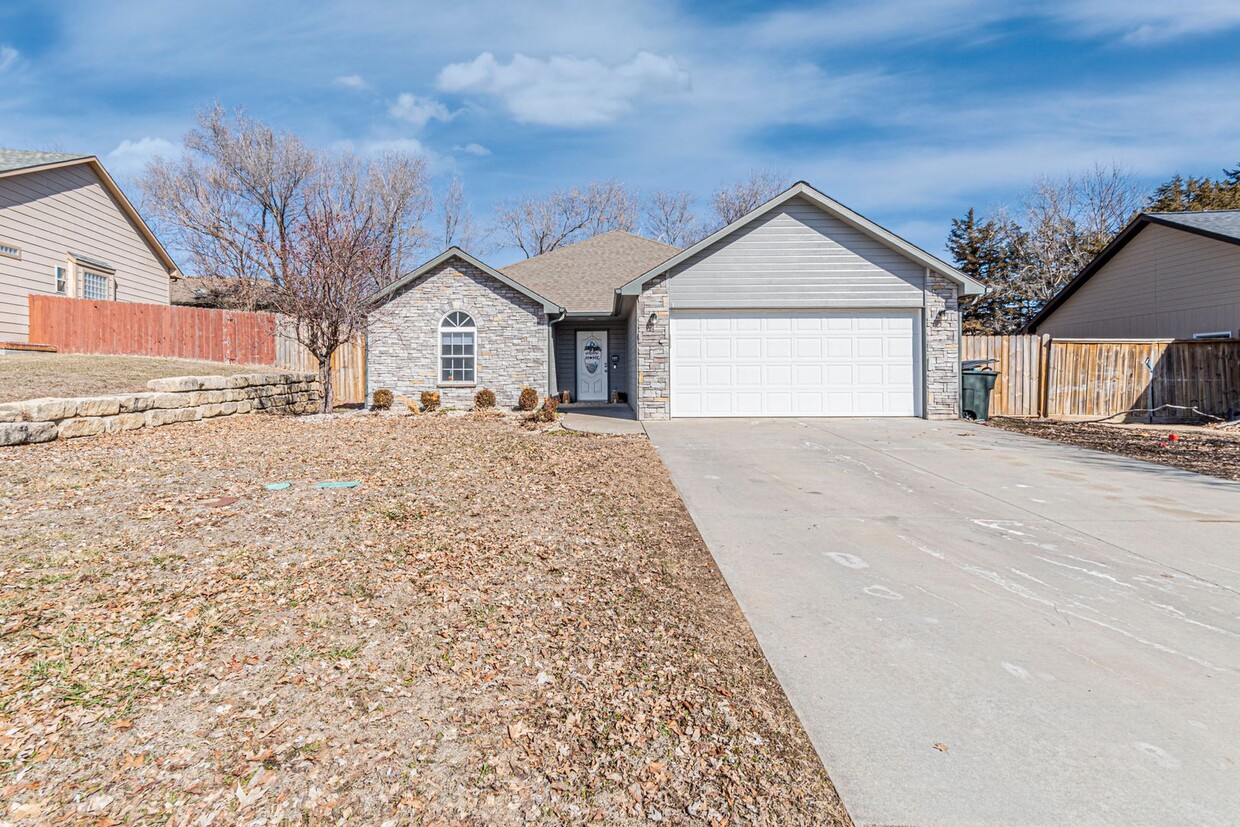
0 414 848 825
988 418 1240 481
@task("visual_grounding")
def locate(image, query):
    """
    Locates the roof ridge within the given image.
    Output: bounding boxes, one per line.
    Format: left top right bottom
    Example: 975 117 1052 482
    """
1146 208 1240 215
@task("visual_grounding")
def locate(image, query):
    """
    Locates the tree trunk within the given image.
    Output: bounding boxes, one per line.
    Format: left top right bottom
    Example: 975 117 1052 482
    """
318 351 334 414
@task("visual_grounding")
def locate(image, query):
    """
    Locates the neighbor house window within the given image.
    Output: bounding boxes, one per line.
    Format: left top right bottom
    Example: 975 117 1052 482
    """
82 270 110 300
54 266 67 294
0 241 20 259
439 311 476 383
1192 331 1233 340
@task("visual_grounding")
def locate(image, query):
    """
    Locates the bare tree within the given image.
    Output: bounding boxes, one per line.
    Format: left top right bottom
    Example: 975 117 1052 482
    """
1018 163 1143 312
493 180 638 257
710 169 787 227
438 175 485 251
642 190 702 247
138 105 433 410
267 157 383 413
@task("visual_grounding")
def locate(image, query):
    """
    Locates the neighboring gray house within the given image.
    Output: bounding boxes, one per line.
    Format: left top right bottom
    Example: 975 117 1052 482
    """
0 149 180 343
367 181 983 419
1027 210 1240 339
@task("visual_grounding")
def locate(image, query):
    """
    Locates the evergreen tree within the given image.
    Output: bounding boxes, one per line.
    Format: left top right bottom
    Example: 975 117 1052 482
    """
947 208 1026 333
1148 164 1240 211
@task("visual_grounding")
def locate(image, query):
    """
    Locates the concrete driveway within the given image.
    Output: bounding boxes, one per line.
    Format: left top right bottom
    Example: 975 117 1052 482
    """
645 418 1240 827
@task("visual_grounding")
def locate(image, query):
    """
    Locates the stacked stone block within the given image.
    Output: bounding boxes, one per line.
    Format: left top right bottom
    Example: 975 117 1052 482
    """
0 372 321 446
924 270 962 419
634 272 671 420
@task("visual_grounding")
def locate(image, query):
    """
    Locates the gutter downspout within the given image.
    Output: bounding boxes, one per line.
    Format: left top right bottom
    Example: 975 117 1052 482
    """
547 308 566 397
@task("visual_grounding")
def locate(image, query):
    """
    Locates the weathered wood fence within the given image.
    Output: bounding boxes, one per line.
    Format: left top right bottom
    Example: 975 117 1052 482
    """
275 317 367 407
28 295 367 405
30 294 277 364
963 335 1240 421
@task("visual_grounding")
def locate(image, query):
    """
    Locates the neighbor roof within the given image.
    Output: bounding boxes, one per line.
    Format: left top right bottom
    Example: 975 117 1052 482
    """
372 247 564 312
0 148 90 173
617 181 985 300
502 230 679 314
1025 210 1240 332
0 147 180 275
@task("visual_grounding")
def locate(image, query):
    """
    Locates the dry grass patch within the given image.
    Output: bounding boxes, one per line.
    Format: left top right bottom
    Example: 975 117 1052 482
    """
0 414 847 825
0 353 270 403
989 418 1240 481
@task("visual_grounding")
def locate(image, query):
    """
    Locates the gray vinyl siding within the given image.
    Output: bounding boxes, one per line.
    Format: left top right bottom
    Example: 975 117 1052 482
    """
664 195 925 310
0 164 171 341
626 305 638 410
553 317 627 400
1038 224 1240 339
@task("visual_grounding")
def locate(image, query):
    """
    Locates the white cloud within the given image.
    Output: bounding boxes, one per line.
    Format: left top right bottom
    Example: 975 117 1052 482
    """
358 137 428 156
333 73 369 91
388 93 454 129
0 45 18 74
105 137 177 178
1046 0 1240 43
437 51 690 127
455 143 491 156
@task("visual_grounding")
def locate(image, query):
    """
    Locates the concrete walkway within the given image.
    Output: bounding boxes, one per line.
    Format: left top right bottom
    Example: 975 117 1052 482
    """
646 417 1240 827
561 404 645 435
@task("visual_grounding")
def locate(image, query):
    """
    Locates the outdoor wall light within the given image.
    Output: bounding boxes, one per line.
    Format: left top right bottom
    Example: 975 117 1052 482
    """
646 312 658 330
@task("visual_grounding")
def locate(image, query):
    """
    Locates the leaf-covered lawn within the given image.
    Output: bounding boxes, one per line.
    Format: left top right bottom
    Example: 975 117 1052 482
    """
0 414 848 825
0 354 270 404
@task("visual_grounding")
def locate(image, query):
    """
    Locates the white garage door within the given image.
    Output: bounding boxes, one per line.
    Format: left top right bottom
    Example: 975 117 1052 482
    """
670 310 921 417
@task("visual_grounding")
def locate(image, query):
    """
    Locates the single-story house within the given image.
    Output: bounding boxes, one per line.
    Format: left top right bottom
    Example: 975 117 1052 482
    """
1026 210 1240 339
171 275 277 311
367 181 983 420
0 148 180 343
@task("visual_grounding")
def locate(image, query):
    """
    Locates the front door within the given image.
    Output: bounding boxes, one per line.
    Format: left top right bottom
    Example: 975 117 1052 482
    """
576 330 608 401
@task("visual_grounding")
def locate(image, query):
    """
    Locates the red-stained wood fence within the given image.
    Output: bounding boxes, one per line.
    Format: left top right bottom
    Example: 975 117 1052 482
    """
29 295 277 364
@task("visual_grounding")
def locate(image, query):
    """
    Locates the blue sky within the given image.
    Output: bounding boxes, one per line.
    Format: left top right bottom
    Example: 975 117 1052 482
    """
2 0 1238 264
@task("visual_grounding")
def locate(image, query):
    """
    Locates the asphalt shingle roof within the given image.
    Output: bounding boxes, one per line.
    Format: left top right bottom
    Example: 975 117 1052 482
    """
0 148 91 174
501 230 679 314
1147 209 1240 241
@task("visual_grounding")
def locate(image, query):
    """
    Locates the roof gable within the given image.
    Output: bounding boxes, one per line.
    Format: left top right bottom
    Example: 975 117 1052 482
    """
501 230 678 314
0 149 180 275
1025 210 1240 332
618 181 983 297
372 247 564 312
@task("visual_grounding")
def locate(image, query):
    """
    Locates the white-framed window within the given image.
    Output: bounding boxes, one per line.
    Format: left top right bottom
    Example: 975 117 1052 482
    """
1192 330 1233 340
54 266 68 294
0 241 20 260
82 269 110 300
439 310 476 384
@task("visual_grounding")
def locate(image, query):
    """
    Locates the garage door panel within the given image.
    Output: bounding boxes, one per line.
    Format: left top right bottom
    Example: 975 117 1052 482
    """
670 310 921 418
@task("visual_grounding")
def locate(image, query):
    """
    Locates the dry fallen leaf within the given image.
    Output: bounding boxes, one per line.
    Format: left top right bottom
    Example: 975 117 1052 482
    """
933 742 950 752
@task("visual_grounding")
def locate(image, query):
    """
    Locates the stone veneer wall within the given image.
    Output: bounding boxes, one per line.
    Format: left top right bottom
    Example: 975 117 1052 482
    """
634 273 671 420
924 270 961 419
0 372 320 446
366 256 549 409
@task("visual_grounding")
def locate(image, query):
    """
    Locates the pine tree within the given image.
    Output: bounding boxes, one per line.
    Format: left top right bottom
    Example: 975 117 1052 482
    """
1148 165 1240 211
947 208 1026 333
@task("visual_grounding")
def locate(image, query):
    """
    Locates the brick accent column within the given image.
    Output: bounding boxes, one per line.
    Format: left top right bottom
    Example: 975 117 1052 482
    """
924 270 961 419
635 273 671 420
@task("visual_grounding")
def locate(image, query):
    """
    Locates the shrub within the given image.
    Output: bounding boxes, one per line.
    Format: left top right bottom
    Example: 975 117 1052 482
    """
420 390 441 412
371 388 394 410
474 388 496 410
518 386 539 411
532 395 559 423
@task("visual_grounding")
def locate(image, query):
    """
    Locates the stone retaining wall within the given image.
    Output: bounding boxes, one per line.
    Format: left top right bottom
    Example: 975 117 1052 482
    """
0 372 321 446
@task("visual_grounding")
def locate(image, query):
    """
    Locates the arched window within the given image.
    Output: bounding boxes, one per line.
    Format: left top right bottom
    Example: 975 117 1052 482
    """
439 311 476 383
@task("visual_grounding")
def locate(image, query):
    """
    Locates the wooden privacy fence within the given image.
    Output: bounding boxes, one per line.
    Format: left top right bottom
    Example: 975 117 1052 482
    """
27 295 368 405
30 294 276 364
275 317 367 406
963 335 1240 421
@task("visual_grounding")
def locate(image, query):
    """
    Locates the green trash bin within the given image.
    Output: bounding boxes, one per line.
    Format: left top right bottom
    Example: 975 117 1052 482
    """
961 363 999 421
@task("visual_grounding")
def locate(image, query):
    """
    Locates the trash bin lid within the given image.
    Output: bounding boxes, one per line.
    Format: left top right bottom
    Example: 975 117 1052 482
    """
962 358 998 370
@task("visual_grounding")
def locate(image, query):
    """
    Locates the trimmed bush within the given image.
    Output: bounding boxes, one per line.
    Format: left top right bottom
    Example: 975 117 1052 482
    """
474 388 496 410
518 386 539 411
420 390 441 412
371 388 394 410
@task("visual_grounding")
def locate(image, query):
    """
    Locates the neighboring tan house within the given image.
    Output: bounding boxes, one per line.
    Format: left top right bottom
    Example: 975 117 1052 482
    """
1027 210 1240 340
368 181 983 420
0 148 180 343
